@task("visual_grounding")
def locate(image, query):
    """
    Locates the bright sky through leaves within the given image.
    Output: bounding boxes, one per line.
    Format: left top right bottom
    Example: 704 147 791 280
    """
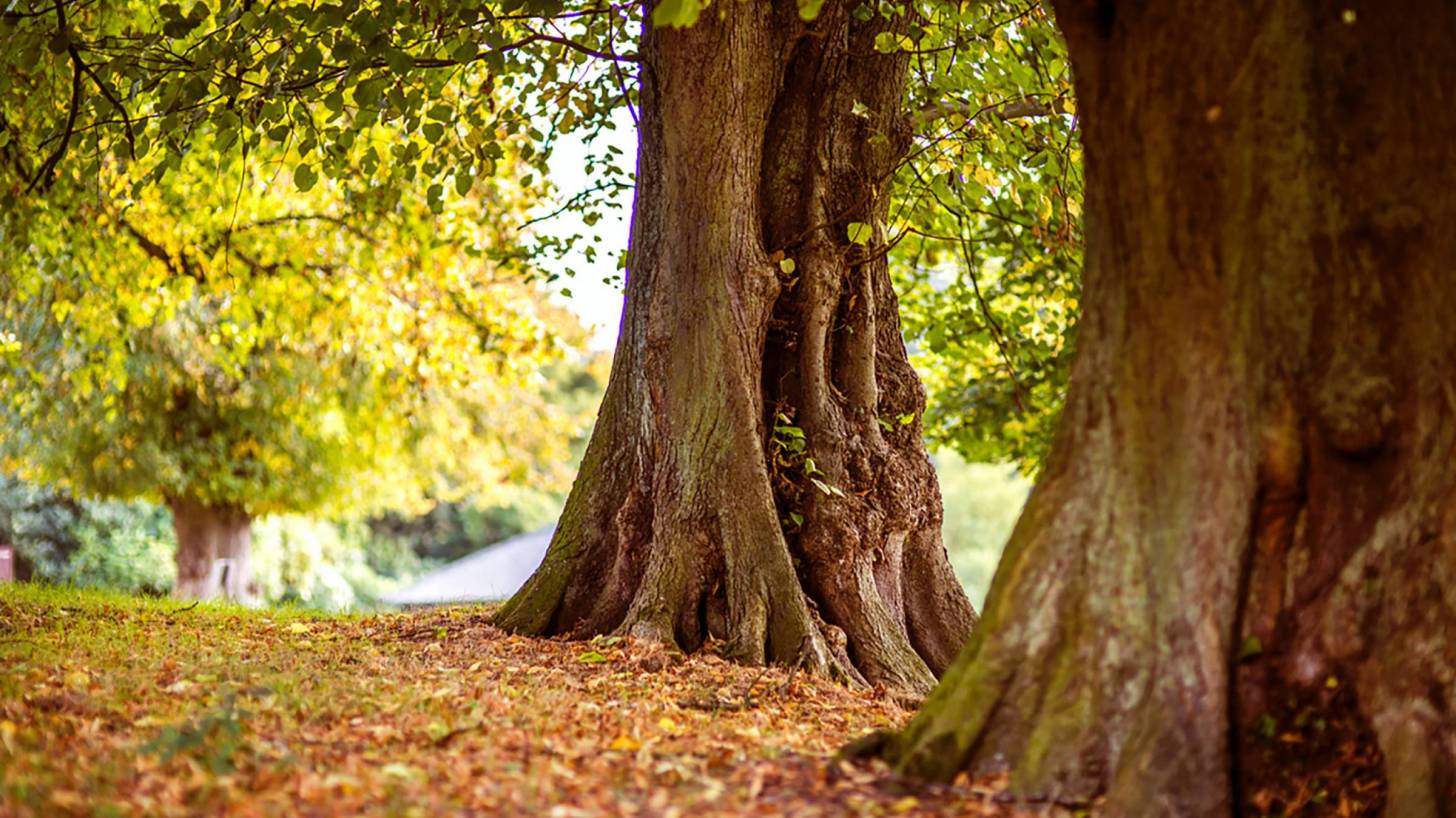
539 110 634 351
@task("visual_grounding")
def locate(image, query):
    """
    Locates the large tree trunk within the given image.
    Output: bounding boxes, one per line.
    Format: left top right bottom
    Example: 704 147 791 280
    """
494 0 975 693
169 497 254 602
883 0 1456 814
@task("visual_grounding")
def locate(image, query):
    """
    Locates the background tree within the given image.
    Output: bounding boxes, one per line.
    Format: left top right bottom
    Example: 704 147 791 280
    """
879 1 1454 815
2 124 589 599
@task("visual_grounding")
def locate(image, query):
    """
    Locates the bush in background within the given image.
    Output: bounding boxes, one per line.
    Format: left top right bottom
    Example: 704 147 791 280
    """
5 449 1026 612
934 452 1030 607
61 502 176 594
0 474 432 609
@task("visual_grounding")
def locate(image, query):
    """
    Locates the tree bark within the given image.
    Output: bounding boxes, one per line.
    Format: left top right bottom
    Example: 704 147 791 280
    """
494 0 975 693
884 0 1456 814
169 497 254 602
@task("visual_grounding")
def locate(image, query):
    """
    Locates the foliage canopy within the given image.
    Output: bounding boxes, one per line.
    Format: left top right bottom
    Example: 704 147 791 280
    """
2 0 1082 476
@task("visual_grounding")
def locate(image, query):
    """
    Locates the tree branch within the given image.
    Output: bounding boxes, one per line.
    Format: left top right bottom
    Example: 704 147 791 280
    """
231 213 376 243
117 216 203 282
27 0 85 193
76 58 135 160
914 96 1065 127
530 31 638 63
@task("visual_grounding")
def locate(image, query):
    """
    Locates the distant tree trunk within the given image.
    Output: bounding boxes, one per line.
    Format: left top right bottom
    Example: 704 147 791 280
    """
494 0 974 693
169 497 253 602
883 0 1456 814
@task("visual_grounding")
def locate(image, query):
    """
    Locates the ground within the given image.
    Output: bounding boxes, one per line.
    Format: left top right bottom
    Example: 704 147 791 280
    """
0 585 1059 818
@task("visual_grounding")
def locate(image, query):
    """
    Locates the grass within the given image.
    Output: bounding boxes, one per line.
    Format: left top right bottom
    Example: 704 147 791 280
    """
0 584 1046 817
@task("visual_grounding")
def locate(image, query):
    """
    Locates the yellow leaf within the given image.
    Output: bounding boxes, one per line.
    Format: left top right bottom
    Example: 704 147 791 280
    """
50 790 86 809
657 717 679 733
892 796 920 813
64 670 91 690
609 735 640 752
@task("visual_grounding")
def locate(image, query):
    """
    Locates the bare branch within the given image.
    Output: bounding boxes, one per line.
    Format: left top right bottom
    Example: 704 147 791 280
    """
914 96 1065 127
230 213 376 243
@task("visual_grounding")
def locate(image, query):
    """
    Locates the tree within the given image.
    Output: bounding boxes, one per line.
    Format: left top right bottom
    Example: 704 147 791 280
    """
496 1 984 693
2 127 588 599
0 0 1074 689
878 1 1455 814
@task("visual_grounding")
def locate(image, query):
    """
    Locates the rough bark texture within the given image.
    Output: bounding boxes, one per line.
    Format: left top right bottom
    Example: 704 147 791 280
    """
885 1 1456 814
494 0 975 693
169 497 254 602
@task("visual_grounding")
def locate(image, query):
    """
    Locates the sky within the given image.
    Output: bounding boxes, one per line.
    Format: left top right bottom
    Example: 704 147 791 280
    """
535 111 636 351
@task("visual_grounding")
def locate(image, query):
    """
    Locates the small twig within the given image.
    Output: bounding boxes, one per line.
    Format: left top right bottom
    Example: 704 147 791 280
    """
529 30 638 63
779 651 804 695
166 601 201 617
76 58 135 160
431 722 484 747
741 664 771 708
953 208 1027 414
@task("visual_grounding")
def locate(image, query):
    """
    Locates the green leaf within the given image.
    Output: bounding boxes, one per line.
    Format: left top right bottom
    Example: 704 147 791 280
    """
1256 714 1277 739
797 0 825 21
577 650 609 664
451 40 478 62
651 0 704 28
383 49 414 73
847 222 872 245
292 163 317 191
778 258 796 274
873 32 899 54
163 16 201 38
1238 635 1263 661
454 171 474 196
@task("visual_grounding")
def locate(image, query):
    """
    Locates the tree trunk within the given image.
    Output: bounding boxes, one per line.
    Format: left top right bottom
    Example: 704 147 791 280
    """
494 0 975 693
169 497 254 602
883 0 1456 814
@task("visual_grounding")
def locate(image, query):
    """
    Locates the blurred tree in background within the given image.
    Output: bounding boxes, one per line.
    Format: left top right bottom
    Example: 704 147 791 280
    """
0 122 595 599
0 340 606 609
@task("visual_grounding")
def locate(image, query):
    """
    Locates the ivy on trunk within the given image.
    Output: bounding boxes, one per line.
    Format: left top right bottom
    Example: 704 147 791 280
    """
494 0 975 694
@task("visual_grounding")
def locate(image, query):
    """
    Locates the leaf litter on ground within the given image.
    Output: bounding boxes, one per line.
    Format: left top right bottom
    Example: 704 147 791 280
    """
0 585 1071 817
